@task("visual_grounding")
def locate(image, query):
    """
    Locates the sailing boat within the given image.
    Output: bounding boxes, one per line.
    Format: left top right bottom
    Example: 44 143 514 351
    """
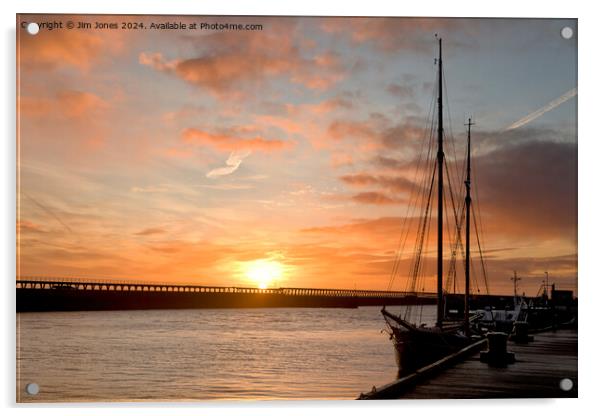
381 38 480 373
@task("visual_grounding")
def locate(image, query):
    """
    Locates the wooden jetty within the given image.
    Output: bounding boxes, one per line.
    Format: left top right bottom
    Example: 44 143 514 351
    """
359 329 577 399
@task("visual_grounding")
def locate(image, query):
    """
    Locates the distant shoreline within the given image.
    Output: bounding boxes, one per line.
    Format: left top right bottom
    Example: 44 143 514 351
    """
15 287 559 313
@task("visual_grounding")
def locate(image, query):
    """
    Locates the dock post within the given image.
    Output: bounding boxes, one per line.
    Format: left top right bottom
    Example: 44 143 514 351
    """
510 321 533 344
480 332 515 366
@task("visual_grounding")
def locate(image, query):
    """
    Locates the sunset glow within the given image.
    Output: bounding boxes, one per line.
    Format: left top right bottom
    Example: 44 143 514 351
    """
243 259 284 289
16 15 577 295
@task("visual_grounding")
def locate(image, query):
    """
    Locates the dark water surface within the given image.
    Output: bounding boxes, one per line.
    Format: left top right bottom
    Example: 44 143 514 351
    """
16 306 437 402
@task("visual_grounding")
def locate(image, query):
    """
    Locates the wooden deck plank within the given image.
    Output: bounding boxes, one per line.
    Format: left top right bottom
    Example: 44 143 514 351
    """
394 329 577 399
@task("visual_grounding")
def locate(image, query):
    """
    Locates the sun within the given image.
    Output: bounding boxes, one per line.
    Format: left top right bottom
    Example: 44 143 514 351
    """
243 259 284 289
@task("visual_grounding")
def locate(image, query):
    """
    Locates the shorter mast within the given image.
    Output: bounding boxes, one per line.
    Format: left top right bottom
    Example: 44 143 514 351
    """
464 118 474 335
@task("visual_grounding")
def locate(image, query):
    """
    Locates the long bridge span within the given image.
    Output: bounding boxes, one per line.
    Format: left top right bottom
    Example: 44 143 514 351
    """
17 276 438 312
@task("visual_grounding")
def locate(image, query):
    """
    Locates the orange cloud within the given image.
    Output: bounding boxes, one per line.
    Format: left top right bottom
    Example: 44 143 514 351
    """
18 20 124 72
182 128 294 153
255 115 302 134
17 220 46 234
328 120 376 141
340 173 414 193
134 227 166 236
56 90 108 118
327 116 423 146
20 90 108 119
351 192 406 205
306 96 354 114
139 25 344 98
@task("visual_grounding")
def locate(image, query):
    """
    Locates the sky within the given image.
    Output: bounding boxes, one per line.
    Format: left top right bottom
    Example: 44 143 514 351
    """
16 15 577 295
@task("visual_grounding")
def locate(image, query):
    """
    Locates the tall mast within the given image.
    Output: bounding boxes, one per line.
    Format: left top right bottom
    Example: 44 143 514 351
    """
436 37 444 328
464 118 474 335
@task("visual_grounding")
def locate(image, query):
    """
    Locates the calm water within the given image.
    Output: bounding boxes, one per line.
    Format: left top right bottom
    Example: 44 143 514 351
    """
17 305 437 402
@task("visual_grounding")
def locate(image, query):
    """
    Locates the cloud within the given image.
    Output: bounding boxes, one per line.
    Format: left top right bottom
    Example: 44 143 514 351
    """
387 83 415 99
19 89 111 151
20 90 108 119
17 220 46 234
380 122 424 149
206 150 251 178
182 128 294 153
506 88 577 130
135 227 166 236
340 173 415 193
139 25 344 98
328 120 377 141
373 155 412 171
320 17 470 54
473 139 577 239
255 115 302 134
351 192 406 205
200 183 255 190
326 116 424 151
306 96 355 114
56 90 109 118
130 185 170 193
18 20 124 72
330 153 355 168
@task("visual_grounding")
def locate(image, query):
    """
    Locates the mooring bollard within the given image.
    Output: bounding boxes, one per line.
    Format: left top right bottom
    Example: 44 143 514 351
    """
480 332 515 366
510 321 533 344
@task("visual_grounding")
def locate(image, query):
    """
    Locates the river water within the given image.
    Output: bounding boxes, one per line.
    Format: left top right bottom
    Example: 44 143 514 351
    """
16 305 437 402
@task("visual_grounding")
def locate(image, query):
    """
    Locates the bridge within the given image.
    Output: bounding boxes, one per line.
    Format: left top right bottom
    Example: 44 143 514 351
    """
16 276 435 298
16 276 438 312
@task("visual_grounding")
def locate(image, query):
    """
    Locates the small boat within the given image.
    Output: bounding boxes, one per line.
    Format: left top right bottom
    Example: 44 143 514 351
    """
473 272 527 333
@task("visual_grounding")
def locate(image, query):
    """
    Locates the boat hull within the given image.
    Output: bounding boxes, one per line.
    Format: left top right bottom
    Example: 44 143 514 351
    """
383 310 472 374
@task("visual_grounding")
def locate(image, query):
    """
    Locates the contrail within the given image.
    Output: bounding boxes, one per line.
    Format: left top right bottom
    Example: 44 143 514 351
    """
505 88 577 131
23 192 73 233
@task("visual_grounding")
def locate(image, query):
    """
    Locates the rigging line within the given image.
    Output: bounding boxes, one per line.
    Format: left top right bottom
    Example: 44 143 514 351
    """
402 163 430 296
446 201 465 294
472 202 490 295
442 69 464 198
444 182 458 294
416 160 436 286
388 72 438 292
402 107 437 295
398 66 440 317
448 130 466 218
470 148 490 294
444 166 466 298
414 178 435 323
442 131 464 232
470 256 481 294
448 199 468 295
446 125 467 294
447 202 466 294
402 180 430 305
443 136 468 295
388 150 431 292
443 157 464 256
404 161 437 320
468 150 489 294
408 175 433 291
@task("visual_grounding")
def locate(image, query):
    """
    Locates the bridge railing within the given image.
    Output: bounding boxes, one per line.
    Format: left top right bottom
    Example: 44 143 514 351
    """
16 276 437 299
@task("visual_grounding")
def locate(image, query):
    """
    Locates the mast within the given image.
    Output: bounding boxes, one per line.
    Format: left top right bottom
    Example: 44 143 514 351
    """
511 271 521 305
436 37 444 328
464 118 474 335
